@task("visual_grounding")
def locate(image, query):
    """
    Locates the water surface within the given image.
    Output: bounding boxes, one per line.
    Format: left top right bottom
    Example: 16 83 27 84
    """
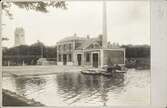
3 68 150 106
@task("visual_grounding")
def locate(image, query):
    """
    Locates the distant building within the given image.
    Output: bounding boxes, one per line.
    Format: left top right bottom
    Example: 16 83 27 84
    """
56 34 125 68
14 27 25 46
37 58 57 65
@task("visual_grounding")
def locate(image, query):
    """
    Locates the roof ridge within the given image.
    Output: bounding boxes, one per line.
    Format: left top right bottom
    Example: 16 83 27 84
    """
76 38 98 50
59 35 86 42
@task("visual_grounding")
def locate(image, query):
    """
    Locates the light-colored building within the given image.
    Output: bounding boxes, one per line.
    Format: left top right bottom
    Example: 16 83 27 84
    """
56 34 87 66
14 27 25 47
56 34 125 68
56 1 125 68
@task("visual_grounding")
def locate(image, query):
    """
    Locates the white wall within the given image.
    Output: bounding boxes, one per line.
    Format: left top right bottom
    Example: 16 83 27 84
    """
151 0 167 107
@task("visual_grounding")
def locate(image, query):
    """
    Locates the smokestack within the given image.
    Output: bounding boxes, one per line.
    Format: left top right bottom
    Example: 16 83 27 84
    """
102 0 107 48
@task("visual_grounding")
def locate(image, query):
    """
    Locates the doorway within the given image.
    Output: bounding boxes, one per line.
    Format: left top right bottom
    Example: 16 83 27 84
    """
77 54 82 66
63 54 67 65
93 53 98 68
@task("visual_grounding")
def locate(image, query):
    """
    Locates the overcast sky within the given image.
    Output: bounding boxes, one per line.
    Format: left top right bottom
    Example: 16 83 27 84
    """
2 1 150 47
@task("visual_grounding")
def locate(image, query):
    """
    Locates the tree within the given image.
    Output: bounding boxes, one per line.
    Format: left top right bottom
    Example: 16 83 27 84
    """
2 1 67 19
121 45 150 58
2 42 57 65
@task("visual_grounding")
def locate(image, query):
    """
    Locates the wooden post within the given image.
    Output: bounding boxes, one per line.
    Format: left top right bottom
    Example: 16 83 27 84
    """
7 60 10 66
57 44 59 64
22 60 25 66
100 49 104 67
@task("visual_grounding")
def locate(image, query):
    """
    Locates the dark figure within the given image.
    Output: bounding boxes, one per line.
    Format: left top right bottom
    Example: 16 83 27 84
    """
115 64 121 70
107 66 113 73
107 60 114 73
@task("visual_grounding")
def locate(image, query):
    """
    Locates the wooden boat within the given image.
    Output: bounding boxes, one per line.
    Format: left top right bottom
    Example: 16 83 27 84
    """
81 69 102 75
115 70 126 73
101 70 125 77
101 72 112 76
81 66 127 76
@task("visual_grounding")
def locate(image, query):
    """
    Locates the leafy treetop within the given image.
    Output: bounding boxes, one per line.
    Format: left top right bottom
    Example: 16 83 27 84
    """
2 1 67 19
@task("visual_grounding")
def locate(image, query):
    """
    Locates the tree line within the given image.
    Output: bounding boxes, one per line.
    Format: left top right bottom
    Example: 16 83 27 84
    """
2 42 150 66
121 45 150 58
2 41 57 65
121 45 150 69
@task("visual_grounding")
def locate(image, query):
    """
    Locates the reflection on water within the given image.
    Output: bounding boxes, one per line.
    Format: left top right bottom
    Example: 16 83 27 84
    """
15 77 47 96
3 69 150 106
56 73 125 106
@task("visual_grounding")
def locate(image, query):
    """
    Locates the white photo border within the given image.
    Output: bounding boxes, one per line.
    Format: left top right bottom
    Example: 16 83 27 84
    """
0 0 167 108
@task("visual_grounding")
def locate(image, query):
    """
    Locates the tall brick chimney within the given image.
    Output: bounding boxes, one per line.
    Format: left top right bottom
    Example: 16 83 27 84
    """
102 1 108 48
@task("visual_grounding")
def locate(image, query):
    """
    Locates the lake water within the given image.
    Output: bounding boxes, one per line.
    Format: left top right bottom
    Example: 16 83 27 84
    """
3 68 150 106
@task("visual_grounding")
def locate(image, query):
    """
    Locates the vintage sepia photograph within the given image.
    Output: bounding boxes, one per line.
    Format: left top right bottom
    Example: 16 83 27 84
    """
1 0 150 107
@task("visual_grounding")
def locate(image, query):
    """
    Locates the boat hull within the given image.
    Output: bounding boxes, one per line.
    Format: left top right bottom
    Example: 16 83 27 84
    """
81 68 127 77
101 71 125 78
81 70 101 75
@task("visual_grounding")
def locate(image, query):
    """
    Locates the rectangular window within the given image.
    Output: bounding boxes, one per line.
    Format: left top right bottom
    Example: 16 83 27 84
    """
86 53 90 62
69 54 72 62
59 54 61 62
69 44 72 51
64 44 66 51
58 46 61 52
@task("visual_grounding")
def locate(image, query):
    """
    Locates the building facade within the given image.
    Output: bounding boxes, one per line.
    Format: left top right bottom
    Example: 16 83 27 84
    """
56 34 87 65
56 34 125 68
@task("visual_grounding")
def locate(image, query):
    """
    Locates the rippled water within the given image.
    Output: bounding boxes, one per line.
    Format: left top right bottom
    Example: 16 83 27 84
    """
3 69 150 106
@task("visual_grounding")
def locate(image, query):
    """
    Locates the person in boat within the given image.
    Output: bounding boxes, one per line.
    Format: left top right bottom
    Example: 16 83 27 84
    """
115 64 121 70
107 61 114 73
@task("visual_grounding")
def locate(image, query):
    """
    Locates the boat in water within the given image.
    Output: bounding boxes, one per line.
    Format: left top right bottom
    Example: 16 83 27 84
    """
100 70 126 78
81 65 127 77
81 68 105 75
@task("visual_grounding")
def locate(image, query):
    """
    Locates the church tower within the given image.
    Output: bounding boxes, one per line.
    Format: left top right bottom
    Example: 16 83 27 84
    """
14 27 25 47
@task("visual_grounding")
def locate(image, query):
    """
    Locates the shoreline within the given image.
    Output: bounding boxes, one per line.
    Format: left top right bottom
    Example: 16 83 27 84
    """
3 89 44 106
2 65 150 77
2 65 84 77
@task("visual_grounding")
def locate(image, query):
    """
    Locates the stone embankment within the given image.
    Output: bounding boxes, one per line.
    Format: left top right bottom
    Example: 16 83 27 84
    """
3 89 44 106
